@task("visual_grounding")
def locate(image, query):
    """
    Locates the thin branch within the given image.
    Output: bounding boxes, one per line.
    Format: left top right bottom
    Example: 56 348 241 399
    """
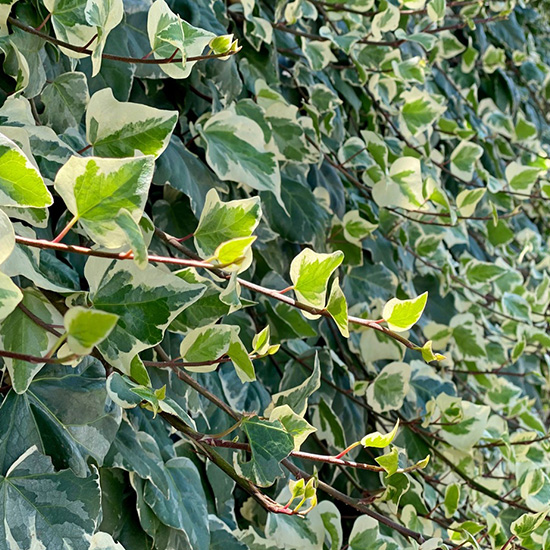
14 233 425 353
8 17 240 65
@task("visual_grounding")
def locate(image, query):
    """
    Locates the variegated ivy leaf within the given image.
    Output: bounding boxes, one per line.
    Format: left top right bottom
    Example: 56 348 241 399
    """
64 306 119 355
265 352 321 417
429 394 490 450
450 141 483 181
86 257 205 372
371 1 400 40
147 0 215 79
85 0 124 76
114 208 148 269
0 287 63 394
366 362 411 413
382 292 428 332
349 516 381 550
505 162 542 194
326 277 349 338
54 155 155 249
235 416 294 487
399 88 446 137
511 510 549 540
269 404 316 451
361 420 399 448
213 235 256 271
437 31 466 59
41 72 90 134
444 484 460 518
482 45 506 74
427 0 446 21
375 447 399 476
179 323 255 382
0 208 15 264
0 357 121 477
290 248 343 317
90 532 126 550
373 156 423 209
520 470 550 512
256 81 319 164
456 188 485 217
301 38 337 71
198 104 283 208
0 272 21 321
0 0 16 35
43 0 97 58
0 447 101 549
86 88 178 158
194 189 262 257
139 456 210 549
342 210 378 246
0 133 52 208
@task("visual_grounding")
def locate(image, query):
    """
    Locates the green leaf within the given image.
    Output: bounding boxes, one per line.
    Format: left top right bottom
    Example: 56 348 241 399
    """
326 277 349 337
41 72 89 133
0 287 63 393
366 362 411 413
290 248 344 314
194 189 262 257
54 155 155 249
361 420 400 448
427 0 446 21
444 484 460 518
198 104 283 207
86 88 178 158
0 447 100 549
382 292 428 332
87 257 205 372
0 133 52 208
213 235 256 269
375 446 399 476
0 357 120 477
236 416 294 487
64 306 119 355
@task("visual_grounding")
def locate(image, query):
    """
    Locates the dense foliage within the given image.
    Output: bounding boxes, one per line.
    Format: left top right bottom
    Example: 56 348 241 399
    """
1 0 550 548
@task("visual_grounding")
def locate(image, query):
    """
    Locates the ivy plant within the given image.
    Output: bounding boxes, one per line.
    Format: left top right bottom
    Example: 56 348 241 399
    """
1 0 550 548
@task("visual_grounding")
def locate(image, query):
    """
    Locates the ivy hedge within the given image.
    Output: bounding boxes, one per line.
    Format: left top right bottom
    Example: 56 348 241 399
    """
0 0 549 548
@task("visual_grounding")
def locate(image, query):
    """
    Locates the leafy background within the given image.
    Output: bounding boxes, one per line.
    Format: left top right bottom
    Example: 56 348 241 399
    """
1 0 550 548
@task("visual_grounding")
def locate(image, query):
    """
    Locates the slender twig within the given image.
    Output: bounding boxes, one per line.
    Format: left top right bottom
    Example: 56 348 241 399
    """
8 17 240 65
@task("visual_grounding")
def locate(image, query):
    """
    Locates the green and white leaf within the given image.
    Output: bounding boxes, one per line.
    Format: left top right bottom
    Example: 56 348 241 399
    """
0 133 52 208
0 447 101 549
86 257 205 372
86 88 178 158
64 306 119 355
382 292 428 332
366 362 411 413
198 104 283 207
54 155 155 249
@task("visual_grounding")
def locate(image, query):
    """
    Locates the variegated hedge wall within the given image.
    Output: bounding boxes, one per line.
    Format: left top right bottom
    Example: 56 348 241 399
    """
0 0 549 548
